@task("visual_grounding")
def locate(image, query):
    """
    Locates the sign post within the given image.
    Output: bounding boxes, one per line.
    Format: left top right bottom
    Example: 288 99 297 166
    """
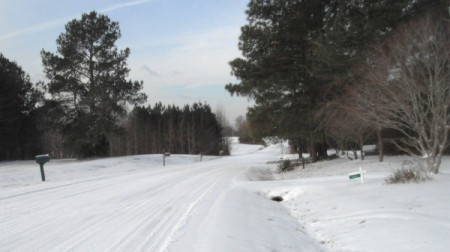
348 167 366 184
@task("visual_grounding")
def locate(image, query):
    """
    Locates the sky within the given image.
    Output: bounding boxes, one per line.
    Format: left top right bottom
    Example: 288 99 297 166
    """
0 0 252 122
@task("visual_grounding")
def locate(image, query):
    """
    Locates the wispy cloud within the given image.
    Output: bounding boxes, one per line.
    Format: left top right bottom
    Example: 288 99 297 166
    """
141 65 159 76
0 0 155 41
0 16 71 41
100 0 155 12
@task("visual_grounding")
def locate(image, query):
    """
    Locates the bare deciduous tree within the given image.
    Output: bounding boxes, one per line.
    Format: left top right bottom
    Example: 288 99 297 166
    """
235 115 254 143
214 104 234 137
355 14 450 174
321 94 374 161
214 105 233 155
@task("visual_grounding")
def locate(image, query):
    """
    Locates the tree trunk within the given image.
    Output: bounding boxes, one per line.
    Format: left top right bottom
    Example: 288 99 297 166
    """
298 143 305 169
346 147 353 160
377 127 384 162
317 142 328 160
428 145 444 174
109 137 113 157
309 135 317 163
427 154 439 174
309 131 327 162
359 135 364 161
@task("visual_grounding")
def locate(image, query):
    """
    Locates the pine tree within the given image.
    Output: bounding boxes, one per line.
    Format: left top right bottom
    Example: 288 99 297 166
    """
41 11 146 157
0 54 43 160
226 0 329 161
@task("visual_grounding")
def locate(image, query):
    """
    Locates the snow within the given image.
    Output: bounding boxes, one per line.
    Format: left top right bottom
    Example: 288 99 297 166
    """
1 140 449 251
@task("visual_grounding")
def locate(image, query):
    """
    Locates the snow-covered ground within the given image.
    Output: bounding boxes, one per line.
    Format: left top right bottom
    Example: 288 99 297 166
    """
0 140 449 251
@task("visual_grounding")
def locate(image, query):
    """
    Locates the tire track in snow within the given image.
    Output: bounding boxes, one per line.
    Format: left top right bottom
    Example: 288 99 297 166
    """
47 167 220 251
133 166 228 251
1 167 190 251
0 157 246 251
155 179 220 252
140 168 227 251
0 166 177 202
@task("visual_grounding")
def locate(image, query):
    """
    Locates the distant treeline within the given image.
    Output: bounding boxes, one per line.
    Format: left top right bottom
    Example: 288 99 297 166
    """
109 103 224 157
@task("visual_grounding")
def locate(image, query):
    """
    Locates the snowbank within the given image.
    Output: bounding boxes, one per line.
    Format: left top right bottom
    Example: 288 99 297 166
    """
264 155 450 252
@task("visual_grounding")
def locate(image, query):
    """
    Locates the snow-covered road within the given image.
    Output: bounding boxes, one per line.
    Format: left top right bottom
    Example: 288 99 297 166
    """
0 143 321 252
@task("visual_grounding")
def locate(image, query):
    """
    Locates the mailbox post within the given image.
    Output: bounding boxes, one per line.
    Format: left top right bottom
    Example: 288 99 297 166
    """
163 151 170 166
35 154 50 181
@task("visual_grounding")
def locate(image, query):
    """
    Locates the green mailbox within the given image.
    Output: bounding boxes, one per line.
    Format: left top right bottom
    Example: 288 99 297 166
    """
36 154 50 181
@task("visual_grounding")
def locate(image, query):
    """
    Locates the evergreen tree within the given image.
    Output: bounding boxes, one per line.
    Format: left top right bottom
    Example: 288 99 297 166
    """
0 54 43 160
318 0 443 91
226 0 329 161
41 11 146 157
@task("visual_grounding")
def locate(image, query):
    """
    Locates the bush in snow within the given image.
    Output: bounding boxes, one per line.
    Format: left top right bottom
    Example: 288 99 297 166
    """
385 160 431 184
278 159 295 173
247 168 273 181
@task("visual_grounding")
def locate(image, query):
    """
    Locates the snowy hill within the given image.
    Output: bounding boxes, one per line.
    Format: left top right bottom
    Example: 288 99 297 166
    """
0 141 449 251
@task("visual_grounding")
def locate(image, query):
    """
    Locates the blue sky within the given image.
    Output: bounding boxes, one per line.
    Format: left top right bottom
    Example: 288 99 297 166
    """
0 0 251 122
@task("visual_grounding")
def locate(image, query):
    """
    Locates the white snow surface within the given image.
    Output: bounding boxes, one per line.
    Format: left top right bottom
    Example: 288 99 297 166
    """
1 140 449 251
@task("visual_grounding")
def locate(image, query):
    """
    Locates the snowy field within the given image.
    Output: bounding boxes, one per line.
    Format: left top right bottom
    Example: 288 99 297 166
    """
1 139 449 251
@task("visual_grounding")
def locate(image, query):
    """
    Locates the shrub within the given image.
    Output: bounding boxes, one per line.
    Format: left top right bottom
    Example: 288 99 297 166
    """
385 160 431 184
247 168 273 181
278 159 295 173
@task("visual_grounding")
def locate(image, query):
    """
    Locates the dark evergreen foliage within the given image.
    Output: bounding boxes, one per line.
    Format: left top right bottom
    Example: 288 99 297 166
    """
41 11 146 157
110 102 223 156
0 54 43 160
226 0 332 161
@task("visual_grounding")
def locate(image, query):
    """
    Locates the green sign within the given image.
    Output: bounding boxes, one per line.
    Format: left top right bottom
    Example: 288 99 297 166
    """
349 173 361 179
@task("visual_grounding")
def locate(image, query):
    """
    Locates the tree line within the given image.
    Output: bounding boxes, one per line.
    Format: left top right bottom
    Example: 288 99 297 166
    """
0 11 224 161
227 0 450 173
111 103 224 157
